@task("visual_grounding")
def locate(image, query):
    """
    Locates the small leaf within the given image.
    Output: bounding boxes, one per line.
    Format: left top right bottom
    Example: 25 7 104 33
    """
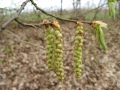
108 0 116 18
92 21 108 51
98 26 107 51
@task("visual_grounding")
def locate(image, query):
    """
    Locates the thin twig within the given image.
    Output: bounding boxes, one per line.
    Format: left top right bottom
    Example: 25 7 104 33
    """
93 0 102 19
0 0 93 31
79 3 106 18
0 0 30 32
5 30 73 51
15 19 37 29
15 19 52 28
5 30 45 50
30 0 92 25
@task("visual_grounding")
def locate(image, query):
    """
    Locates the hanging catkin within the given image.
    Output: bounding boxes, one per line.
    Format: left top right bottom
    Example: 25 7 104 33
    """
44 20 54 71
51 20 64 81
73 21 83 77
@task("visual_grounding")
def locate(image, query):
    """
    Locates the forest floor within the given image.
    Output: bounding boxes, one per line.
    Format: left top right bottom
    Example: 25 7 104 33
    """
0 20 120 90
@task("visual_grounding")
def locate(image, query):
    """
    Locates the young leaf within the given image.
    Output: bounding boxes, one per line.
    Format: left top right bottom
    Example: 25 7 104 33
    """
108 0 116 18
98 26 107 51
92 21 108 51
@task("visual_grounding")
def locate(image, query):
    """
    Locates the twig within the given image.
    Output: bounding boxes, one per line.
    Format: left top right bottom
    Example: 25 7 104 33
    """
15 19 37 29
79 3 106 17
5 29 73 51
5 30 45 50
0 0 30 32
30 0 92 25
93 0 102 19
15 19 52 28
0 0 93 31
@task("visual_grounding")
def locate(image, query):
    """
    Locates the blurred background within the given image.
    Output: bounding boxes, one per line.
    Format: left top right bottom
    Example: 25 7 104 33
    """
0 0 120 23
0 0 120 90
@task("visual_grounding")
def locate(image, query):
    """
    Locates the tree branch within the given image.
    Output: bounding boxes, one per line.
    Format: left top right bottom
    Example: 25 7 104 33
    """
15 19 52 28
15 19 37 29
0 0 30 32
30 0 92 25
6 30 45 50
0 0 93 31
79 3 106 18
6 30 73 51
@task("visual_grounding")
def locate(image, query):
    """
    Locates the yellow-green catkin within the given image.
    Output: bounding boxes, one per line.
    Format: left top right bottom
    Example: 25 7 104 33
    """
44 20 54 71
51 20 64 81
73 22 83 78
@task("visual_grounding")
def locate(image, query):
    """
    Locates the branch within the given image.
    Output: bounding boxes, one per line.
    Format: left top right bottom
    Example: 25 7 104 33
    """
93 0 102 19
0 0 93 31
15 19 37 29
79 3 106 18
6 29 73 51
15 19 52 28
30 0 92 25
0 0 30 32
6 30 45 50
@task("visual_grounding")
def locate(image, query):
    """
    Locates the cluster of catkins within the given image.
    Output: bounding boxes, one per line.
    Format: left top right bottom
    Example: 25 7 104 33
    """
73 22 83 77
44 20 64 81
44 20 84 81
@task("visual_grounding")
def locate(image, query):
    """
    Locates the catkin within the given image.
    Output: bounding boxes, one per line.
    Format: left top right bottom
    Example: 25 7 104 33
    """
73 22 83 77
51 20 64 81
44 20 54 71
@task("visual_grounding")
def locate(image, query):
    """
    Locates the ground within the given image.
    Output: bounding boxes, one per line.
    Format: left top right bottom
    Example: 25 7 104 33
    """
0 20 120 90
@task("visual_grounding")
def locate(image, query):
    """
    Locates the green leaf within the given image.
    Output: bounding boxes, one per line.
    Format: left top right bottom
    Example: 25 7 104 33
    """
111 2 116 18
94 29 97 37
108 0 116 18
98 26 107 51
108 0 116 2
94 27 101 45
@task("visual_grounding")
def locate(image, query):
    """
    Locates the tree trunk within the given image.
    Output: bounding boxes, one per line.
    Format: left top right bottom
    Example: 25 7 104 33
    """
60 0 63 16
